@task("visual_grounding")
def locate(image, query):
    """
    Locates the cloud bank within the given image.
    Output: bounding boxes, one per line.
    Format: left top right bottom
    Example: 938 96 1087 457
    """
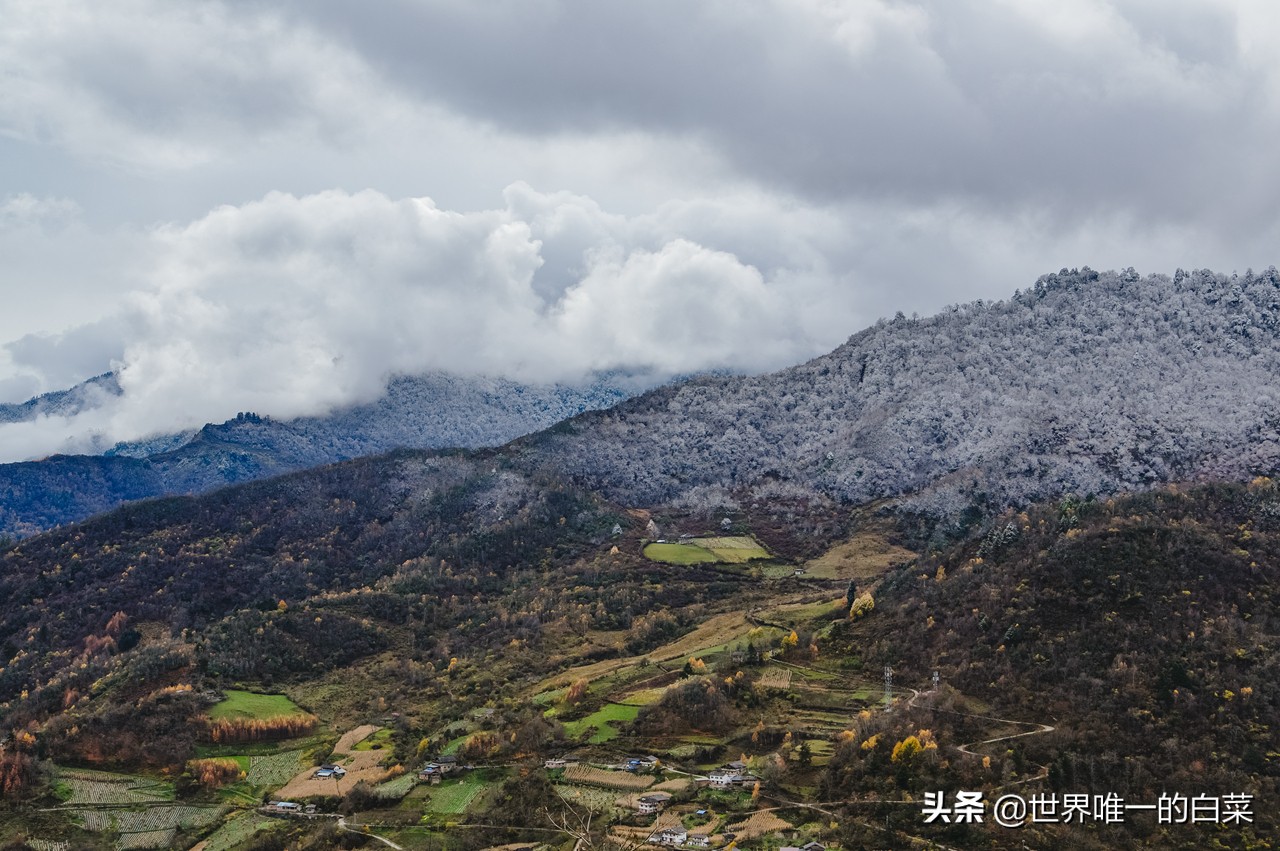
0 185 847 460
4 0 1280 459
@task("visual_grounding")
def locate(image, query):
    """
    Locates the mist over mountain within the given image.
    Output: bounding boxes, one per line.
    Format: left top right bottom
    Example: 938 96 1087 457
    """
517 267 1280 536
0 372 632 538
0 372 121 425
5 266 1279 543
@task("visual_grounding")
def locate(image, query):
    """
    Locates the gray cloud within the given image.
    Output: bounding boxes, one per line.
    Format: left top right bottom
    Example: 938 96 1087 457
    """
279 0 1280 222
2 0 1279 457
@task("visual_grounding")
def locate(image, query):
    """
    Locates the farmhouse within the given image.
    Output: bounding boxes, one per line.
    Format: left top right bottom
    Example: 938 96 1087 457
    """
419 755 459 782
648 827 687 846
313 765 347 779
707 763 756 789
687 833 711 847
635 792 671 815
544 753 581 770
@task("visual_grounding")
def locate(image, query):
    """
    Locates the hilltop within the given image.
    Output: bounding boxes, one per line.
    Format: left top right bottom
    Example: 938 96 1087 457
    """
518 267 1280 537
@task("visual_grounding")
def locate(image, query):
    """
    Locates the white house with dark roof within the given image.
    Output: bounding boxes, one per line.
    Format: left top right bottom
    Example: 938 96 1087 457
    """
648 827 687 846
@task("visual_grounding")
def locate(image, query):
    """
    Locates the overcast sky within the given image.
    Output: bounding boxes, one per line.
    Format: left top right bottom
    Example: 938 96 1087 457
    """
3 0 1280 459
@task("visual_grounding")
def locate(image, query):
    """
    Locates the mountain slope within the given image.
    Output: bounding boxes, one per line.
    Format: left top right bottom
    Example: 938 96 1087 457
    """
0 373 121 425
823 480 1280 846
0 372 633 538
517 267 1280 535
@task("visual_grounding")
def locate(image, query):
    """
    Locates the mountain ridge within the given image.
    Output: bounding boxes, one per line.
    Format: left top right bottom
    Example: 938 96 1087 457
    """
0 371 636 538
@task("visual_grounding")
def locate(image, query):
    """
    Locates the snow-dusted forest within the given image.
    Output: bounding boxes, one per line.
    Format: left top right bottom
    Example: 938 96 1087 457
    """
527 268 1280 526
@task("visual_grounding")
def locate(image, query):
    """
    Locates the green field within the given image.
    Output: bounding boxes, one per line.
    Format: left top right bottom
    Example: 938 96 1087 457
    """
209 690 307 722
644 536 770 566
562 703 642 743
424 773 493 814
245 749 308 787
441 734 470 755
643 542 719 564
195 812 279 851
353 728 394 751
375 772 419 799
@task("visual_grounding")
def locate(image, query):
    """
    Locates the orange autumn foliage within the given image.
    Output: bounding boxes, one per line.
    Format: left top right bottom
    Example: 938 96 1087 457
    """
187 757 243 788
207 713 317 744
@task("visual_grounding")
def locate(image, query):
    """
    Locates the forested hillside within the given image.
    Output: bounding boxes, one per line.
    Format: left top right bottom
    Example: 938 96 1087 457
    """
522 268 1280 538
0 372 632 538
825 479 1280 847
7 267 1279 543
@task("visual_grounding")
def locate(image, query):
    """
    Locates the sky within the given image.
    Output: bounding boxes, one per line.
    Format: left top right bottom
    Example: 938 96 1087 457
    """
3 0 1280 460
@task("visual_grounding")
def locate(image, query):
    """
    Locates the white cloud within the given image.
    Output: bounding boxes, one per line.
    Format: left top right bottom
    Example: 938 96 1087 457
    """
0 185 852 460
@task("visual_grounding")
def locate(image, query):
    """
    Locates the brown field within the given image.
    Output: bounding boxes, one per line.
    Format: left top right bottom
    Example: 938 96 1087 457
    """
726 810 793 839
561 765 654 790
535 611 754 692
274 726 391 799
609 825 656 844
802 526 916 580
335 725 381 752
651 777 697 793
758 669 793 689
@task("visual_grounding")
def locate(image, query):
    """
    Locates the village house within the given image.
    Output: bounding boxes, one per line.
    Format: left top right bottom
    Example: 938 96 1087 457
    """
418 755 459 783
686 833 711 847
623 755 660 771
649 827 687 846
313 764 346 779
635 792 671 815
544 753 581 770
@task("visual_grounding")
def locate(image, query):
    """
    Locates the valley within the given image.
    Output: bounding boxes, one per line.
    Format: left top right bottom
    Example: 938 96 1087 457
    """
3 474 1276 849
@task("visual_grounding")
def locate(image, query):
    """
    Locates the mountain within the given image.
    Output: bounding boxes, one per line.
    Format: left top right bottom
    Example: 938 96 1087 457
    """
8 266 1278 542
516 267 1280 540
0 372 634 539
0 372 121 425
3 267 1280 848
1 456 1277 846
822 480 1280 847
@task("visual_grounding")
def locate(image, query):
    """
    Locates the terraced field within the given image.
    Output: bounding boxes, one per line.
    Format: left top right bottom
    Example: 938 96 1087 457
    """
190 812 277 851
74 804 226 849
553 784 620 812
245 749 307 787
562 765 653 791
57 769 172 806
424 774 491 814
727 810 792 839
374 771 419 800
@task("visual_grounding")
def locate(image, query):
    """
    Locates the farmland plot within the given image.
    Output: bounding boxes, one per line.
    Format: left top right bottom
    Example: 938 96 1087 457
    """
553 784 619 812
374 771 418 799
424 774 490 814
245 749 307 787
189 811 276 851
59 769 172 806
74 804 225 849
562 765 653 790
726 810 792 839
758 669 793 689
116 828 176 850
